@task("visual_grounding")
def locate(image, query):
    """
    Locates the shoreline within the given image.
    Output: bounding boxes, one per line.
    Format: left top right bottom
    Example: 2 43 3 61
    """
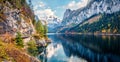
46 33 120 36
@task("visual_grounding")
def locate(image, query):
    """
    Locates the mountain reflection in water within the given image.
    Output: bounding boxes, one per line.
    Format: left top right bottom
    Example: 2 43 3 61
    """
38 34 120 62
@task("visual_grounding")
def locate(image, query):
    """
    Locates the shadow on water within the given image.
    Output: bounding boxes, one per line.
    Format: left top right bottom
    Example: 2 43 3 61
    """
38 34 120 62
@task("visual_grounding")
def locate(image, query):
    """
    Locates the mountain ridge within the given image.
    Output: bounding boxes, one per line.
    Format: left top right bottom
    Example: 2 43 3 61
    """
57 0 120 33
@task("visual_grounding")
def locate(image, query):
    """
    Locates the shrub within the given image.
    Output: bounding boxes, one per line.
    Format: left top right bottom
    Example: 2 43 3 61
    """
0 47 10 61
27 40 38 56
15 32 24 47
35 21 44 35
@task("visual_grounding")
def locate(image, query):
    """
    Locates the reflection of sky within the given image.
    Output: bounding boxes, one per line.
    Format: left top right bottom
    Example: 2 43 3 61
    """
46 43 68 62
68 56 87 62
45 43 87 62
39 34 120 62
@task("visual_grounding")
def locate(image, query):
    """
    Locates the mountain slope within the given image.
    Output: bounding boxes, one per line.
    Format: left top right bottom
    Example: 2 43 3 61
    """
62 0 120 26
0 0 35 36
67 11 120 33
58 0 120 33
0 0 41 62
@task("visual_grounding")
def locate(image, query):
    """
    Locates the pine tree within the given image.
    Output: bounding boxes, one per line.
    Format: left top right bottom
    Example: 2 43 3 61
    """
36 20 44 34
16 32 24 47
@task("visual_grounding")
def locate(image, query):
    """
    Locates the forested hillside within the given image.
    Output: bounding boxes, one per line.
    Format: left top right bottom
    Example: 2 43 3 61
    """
67 11 120 33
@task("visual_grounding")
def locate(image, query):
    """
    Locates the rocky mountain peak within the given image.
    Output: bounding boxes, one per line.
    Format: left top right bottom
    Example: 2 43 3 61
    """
61 0 120 26
62 9 72 20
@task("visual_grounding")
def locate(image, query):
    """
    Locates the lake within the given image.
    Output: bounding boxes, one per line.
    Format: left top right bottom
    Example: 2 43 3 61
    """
38 34 120 62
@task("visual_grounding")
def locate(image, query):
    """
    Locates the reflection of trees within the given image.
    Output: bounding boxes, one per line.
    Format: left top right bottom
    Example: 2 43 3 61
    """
38 46 47 62
38 34 120 62
56 34 120 62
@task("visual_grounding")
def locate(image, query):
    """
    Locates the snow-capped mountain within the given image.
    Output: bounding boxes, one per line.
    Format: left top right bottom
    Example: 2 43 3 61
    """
42 16 61 33
47 16 61 26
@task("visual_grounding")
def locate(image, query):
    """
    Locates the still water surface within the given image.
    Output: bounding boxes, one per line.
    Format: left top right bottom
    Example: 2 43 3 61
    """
38 34 120 62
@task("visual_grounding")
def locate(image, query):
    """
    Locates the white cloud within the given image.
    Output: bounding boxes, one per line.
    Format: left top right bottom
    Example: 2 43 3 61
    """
35 9 56 20
33 5 39 10
39 2 45 7
33 1 60 23
64 0 89 10
33 2 46 10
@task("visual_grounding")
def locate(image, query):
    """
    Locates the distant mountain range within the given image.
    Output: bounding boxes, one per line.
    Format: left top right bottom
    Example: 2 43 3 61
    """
47 16 61 33
55 0 120 33
37 15 61 33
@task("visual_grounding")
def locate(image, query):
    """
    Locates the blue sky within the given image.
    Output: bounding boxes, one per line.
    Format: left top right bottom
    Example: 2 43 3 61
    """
28 0 89 20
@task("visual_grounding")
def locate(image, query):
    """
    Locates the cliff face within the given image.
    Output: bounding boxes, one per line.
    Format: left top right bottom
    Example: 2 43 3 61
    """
0 0 41 62
0 0 35 37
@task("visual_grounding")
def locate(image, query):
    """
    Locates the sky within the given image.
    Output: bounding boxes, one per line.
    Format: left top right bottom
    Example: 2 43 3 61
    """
27 0 89 20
